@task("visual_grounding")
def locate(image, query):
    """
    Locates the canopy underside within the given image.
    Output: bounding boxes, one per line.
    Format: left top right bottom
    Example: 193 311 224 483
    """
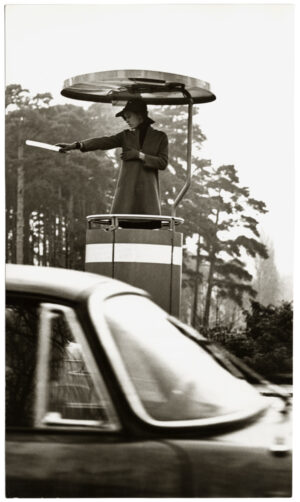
61 69 216 105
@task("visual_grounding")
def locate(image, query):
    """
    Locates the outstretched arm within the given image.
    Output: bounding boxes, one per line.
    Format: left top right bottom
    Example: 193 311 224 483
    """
56 132 123 153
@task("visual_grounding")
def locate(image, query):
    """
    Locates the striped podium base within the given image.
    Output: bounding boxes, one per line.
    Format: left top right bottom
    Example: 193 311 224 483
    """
85 219 183 317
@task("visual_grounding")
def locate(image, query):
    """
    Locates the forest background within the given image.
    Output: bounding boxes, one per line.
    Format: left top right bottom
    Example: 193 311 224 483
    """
5 84 293 382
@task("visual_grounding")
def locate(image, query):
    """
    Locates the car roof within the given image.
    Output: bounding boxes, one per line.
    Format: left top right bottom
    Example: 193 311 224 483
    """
6 264 145 302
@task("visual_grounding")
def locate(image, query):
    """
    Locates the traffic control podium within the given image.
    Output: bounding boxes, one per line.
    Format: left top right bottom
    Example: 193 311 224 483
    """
85 214 183 317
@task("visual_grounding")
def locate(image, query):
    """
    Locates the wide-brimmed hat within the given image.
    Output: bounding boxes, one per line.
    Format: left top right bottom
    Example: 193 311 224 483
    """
115 100 154 123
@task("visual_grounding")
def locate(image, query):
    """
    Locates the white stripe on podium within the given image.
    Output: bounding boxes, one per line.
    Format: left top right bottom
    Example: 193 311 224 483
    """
85 243 113 263
85 243 182 265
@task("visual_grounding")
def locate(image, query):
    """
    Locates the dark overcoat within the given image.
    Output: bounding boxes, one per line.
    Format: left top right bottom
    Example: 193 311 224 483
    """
81 127 168 214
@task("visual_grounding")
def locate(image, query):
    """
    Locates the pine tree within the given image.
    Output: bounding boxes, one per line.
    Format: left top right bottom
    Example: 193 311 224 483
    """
5 86 118 269
182 164 268 328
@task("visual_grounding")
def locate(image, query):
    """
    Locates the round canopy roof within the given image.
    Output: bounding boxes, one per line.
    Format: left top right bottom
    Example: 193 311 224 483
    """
61 69 216 105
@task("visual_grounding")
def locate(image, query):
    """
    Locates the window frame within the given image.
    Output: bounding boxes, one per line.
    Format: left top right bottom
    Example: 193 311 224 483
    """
6 298 120 431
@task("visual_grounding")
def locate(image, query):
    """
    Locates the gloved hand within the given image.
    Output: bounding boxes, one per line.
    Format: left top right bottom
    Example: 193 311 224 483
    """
121 149 140 161
55 142 77 153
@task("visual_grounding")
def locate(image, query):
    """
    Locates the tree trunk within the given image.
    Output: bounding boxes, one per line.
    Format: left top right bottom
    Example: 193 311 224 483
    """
16 143 24 264
6 208 14 262
42 213 48 266
191 234 202 328
203 250 216 328
203 207 220 329
23 209 30 264
57 186 64 267
48 215 55 266
32 212 39 265
53 216 57 266
37 212 42 265
66 192 74 269
215 290 220 326
28 214 34 264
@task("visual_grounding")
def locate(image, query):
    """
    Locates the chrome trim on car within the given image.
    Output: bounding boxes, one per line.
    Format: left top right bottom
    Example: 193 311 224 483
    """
34 307 53 427
35 303 120 431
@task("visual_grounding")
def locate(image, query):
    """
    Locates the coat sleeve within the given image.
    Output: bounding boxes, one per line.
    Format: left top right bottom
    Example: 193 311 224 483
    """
142 132 168 171
80 132 123 152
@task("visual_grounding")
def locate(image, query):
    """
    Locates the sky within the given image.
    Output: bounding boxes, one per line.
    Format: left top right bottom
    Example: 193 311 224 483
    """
4 2 295 279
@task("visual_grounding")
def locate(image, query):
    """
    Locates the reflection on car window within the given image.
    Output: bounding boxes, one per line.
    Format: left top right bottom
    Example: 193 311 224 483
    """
104 296 265 422
6 298 116 429
47 312 109 423
6 301 39 427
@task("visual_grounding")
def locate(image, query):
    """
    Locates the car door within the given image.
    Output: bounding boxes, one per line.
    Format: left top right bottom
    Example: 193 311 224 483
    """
6 295 183 498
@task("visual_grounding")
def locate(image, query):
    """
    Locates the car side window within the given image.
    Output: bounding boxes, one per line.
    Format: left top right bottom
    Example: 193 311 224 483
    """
6 300 39 427
6 298 119 430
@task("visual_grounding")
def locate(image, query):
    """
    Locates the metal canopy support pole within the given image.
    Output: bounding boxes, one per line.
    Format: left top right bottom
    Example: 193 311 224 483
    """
171 91 194 218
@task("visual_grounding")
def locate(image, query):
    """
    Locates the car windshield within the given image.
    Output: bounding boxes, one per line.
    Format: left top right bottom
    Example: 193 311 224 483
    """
99 295 266 422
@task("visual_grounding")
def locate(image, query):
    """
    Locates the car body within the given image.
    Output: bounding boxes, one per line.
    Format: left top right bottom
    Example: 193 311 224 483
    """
5 264 292 497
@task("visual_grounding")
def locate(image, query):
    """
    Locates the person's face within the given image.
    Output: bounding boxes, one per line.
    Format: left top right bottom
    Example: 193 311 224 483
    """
123 111 143 129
